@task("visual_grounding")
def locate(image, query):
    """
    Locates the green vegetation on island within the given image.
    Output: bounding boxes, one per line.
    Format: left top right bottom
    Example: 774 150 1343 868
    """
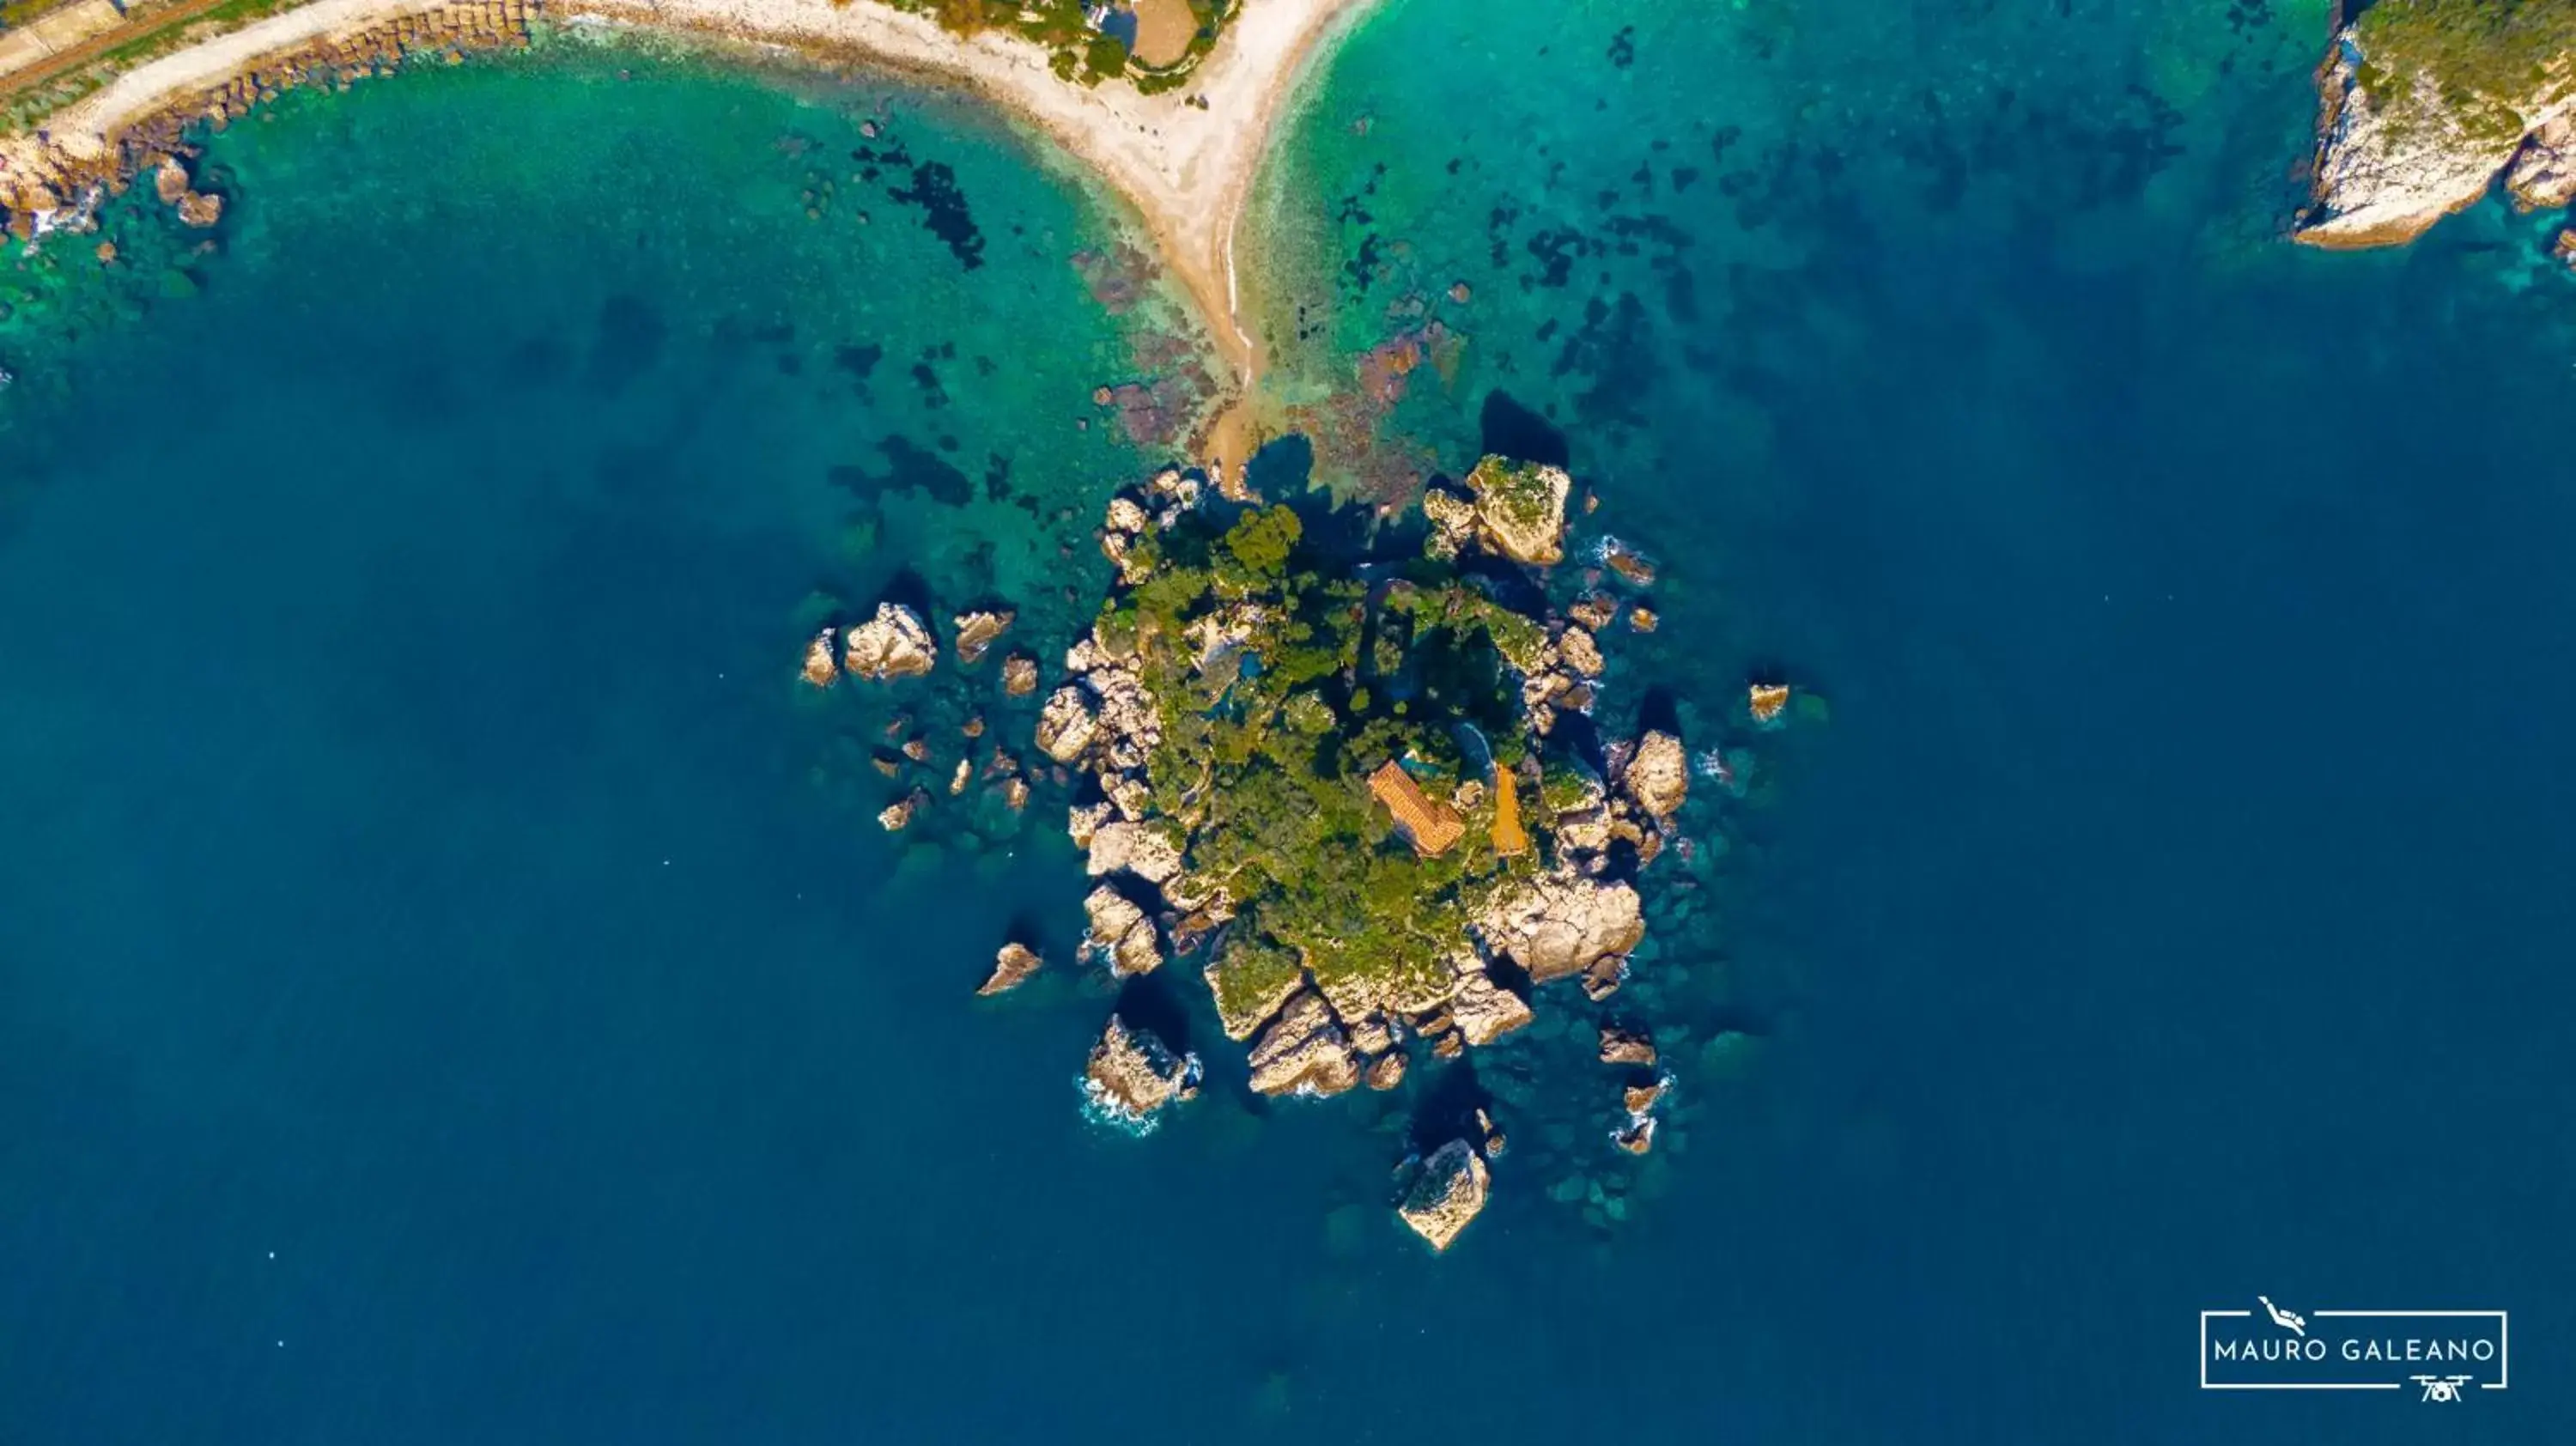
2353 0 2576 143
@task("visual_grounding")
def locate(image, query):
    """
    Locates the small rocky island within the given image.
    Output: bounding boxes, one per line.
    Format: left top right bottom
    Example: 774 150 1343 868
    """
1002 455 1708 1251
797 445 1784 1251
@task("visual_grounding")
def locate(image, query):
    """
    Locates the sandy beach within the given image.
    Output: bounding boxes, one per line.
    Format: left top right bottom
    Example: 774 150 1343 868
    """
2 0 1378 452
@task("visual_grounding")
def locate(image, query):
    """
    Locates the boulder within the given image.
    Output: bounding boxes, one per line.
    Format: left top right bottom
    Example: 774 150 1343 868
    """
1397 1139 1490 1252
1364 1052 1407 1091
1084 668 1162 771
1612 1115 1657 1156
2509 115 2576 211
1478 872 1645 983
1449 962 1534 1046
1599 1025 1656 1066
799 627 839 687
1086 819 1184 885
1082 1013 1200 1127
1622 730 1688 823
1459 455 1572 565
176 191 223 228
979 942 1042 996
1624 1078 1668 1116
1247 989 1362 1097
1001 652 1041 696
1568 591 1619 629
952 608 1015 665
841 603 937 681
877 791 923 831
1066 800 1115 849
1036 684 1099 763
1083 885 1162 977
1557 625 1604 677
1420 484 1479 560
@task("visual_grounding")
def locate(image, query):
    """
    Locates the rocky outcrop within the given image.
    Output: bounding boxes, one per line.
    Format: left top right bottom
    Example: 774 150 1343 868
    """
1082 1013 1200 1127
1477 872 1645 984
979 942 1043 996
1599 1025 1657 1066
1455 455 1574 565
1622 730 1688 823
2298 22 2576 249
841 603 937 681
1086 819 1184 885
1083 885 1163 977
1397 1139 1490 1252
951 608 1015 665
1036 684 1099 763
1001 651 1041 696
1247 988 1362 1097
1448 959 1534 1046
800 627 839 688
2507 114 2576 210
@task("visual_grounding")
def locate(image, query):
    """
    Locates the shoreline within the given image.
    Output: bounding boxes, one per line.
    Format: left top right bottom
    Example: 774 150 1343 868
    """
0 0 1382 457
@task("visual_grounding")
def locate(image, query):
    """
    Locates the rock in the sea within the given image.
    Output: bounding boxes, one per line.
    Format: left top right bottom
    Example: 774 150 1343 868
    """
878 790 924 831
1461 454 1573 565
1599 1025 1657 1066
1365 1051 1407 1091
1478 872 1646 983
841 603 937 681
177 191 223 228
1557 625 1604 677
1569 590 1619 630
1622 729 1688 823
2298 16 2576 249
1397 1139 1490 1253
1083 885 1163 977
1036 684 1099 763
153 158 191 206
1001 651 1040 696
979 942 1043 996
1449 960 1534 1046
1628 605 1659 634
1247 988 1362 1097
1086 819 1184 885
1624 1078 1668 1116
2508 115 2576 210
1612 1115 1658 1156
1580 955 1626 1001
1748 682 1790 725
799 626 839 688
1066 800 1115 849
952 608 1015 665
1082 1012 1200 1127
1420 484 1479 561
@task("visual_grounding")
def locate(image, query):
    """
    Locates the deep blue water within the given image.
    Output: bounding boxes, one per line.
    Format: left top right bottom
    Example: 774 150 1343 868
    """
4 3 2575 1443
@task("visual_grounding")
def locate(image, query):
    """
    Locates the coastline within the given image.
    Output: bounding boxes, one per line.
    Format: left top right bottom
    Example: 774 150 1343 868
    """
0 0 1380 456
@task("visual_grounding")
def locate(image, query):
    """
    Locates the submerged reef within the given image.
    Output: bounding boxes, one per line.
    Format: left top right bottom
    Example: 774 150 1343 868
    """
2299 0 2576 249
1005 452 1733 1252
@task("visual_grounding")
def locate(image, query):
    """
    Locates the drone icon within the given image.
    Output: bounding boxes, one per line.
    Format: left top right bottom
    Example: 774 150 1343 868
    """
2411 1375 2474 1403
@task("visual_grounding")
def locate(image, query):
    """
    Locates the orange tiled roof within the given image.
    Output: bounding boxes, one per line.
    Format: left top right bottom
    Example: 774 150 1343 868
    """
1370 760 1466 857
1490 767 1530 857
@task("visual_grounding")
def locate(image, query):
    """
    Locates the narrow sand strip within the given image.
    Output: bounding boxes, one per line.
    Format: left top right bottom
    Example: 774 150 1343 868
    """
5 0 1381 441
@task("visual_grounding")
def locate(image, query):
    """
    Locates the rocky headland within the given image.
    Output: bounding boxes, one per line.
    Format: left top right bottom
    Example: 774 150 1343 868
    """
2297 0 2576 250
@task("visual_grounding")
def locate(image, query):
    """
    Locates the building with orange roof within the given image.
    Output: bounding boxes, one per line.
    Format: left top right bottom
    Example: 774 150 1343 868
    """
1370 760 1466 857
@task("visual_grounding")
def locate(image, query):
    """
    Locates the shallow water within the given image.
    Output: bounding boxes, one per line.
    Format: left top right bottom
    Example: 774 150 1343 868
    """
4 3 2574 1442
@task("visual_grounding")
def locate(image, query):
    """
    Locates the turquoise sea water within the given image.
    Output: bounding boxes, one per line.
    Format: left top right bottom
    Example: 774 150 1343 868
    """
5 3 2574 1442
